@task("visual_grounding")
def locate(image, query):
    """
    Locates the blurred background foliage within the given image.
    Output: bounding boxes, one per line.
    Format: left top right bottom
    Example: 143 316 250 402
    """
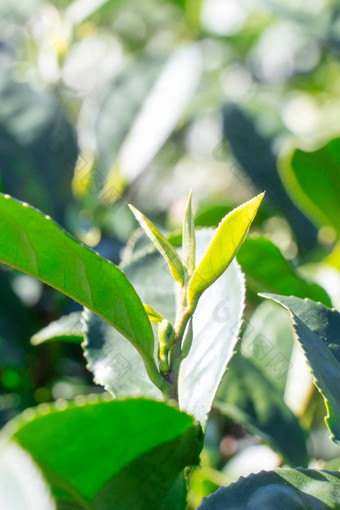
1 0 340 506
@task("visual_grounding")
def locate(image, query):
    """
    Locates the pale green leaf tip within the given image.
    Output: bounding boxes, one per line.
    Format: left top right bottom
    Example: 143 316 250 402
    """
254 191 265 204
128 203 138 216
183 190 193 218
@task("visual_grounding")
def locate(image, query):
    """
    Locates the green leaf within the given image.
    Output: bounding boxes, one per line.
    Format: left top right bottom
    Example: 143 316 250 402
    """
0 193 155 363
129 204 186 285
279 138 340 234
187 193 264 310
198 468 340 509
182 190 195 276
31 312 83 345
215 352 308 467
238 237 331 306
0 441 54 510
261 294 340 444
194 202 232 228
6 398 202 509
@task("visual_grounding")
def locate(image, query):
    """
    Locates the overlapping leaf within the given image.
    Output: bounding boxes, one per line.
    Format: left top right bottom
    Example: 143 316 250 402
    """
5 398 201 509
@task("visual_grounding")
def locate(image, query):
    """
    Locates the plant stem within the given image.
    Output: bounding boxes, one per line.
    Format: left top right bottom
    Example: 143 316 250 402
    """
167 283 194 399
143 354 171 398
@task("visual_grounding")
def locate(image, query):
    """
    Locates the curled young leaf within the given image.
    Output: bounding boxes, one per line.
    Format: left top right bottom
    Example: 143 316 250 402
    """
129 204 186 285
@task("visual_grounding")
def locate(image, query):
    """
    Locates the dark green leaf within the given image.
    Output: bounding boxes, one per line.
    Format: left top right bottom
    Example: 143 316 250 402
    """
198 468 340 509
262 294 340 444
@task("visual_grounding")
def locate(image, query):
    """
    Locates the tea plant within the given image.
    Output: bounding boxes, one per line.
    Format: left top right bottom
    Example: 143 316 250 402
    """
0 190 339 509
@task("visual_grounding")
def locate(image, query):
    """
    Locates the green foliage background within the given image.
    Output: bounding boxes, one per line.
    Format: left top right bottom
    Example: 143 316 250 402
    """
1 0 340 507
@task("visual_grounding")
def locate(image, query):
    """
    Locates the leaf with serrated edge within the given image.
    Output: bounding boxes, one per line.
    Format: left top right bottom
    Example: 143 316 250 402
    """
4 398 201 510
82 308 162 400
261 293 340 444
179 231 245 425
83 246 178 400
187 193 264 310
198 468 340 509
0 193 154 362
31 312 83 345
129 204 186 285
